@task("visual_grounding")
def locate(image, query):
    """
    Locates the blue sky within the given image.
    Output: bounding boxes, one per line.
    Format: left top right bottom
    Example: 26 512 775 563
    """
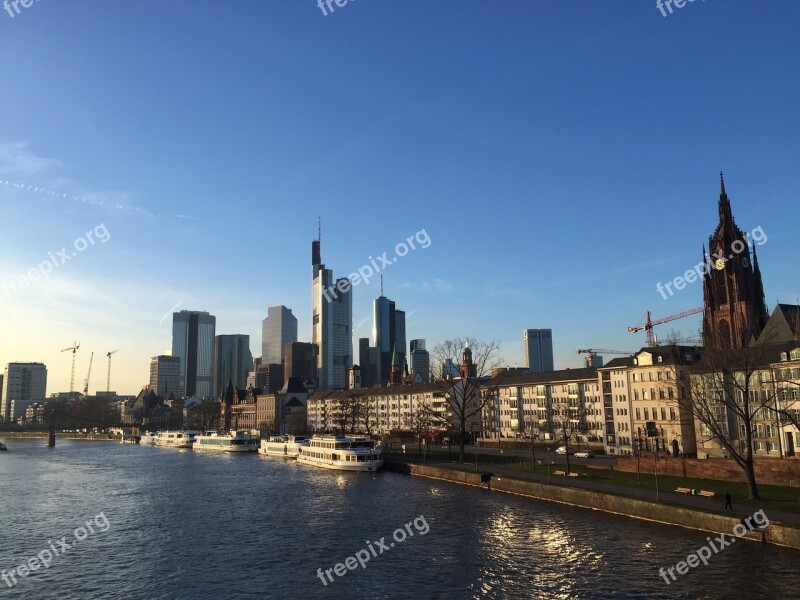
1 0 798 395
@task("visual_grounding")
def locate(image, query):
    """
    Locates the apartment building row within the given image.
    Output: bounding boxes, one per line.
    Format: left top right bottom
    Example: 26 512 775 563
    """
482 342 800 459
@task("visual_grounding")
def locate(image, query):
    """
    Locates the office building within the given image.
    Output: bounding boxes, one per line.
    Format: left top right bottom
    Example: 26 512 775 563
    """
523 329 554 372
172 310 216 398
311 233 352 390
261 306 297 364
410 339 430 383
285 342 315 381
373 295 406 386
149 355 182 398
1 362 47 423
214 334 253 397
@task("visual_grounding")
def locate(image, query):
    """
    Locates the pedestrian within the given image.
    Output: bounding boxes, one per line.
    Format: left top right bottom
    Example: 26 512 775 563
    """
724 492 733 511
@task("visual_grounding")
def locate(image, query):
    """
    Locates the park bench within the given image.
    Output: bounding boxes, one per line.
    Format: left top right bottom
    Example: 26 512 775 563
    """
553 470 566 476
674 487 692 494
697 490 716 498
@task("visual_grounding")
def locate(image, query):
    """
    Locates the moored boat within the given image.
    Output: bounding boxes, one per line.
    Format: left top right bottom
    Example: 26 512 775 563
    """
194 430 259 452
258 435 309 458
0 442 7 452
297 434 382 472
153 430 198 449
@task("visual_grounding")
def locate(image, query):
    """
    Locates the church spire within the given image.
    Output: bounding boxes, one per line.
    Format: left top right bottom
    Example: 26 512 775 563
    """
718 171 732 224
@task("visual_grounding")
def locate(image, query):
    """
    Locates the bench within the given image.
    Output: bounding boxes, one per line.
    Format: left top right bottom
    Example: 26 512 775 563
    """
674 487 692 495
697 490 716 498
553 470 566 476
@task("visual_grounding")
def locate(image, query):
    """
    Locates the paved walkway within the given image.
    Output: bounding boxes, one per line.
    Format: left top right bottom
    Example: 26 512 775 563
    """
386 453 800 527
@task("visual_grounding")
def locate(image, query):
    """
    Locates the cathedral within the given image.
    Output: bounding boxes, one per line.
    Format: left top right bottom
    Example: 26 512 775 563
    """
701 174 769 348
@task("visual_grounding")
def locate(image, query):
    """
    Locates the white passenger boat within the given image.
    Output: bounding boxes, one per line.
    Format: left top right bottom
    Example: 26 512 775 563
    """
297 435 383 472
258 435 309 458
139 432 158 446
120 434 140 444
194 430 259 452
153 430 198 449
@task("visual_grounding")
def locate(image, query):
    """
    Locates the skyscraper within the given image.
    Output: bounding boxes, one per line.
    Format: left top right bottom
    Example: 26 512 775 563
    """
373 295 406 386
285 341 315 381
311 232 352 390
1 362 47 423
410 339 430 383
214 334 253 397
523 329 554 372
172 310 216 398
261 306 298 364
149 355 182 398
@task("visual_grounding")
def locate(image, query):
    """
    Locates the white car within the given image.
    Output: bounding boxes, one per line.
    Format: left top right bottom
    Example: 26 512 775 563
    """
574 450 595 459
555 446 569 455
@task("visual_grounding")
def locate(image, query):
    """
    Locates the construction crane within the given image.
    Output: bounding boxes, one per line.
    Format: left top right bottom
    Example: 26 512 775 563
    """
61 342 80 396
627 307 704 347
106 350 119 394
576 349 634 367
82 352 94 396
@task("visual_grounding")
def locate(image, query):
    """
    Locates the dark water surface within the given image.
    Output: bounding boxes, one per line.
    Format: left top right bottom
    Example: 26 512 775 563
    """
0 439 796 599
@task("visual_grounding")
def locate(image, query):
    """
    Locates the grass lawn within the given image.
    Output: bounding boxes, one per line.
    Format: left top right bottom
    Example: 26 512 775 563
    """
510 463 800 514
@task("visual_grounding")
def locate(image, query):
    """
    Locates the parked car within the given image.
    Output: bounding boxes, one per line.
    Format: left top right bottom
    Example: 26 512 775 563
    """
555 446 569 455
574 450 595 459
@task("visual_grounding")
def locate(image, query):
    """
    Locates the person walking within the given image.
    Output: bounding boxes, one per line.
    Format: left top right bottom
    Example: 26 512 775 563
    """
724 492 733 511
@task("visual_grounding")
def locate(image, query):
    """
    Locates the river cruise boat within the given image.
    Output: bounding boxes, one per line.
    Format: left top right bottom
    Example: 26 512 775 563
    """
153 431 198 449
120 434 140 444
194 430 259 452
258 435 309 458
297 435 383 472
139 432 158 446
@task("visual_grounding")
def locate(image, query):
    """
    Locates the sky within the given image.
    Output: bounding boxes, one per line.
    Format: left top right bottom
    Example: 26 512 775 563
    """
1 0 798 396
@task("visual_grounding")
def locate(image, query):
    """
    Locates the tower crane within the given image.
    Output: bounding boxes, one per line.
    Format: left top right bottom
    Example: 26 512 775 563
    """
83 352 94 396
576 349 634 367
627 307 704 347
106 350 119 394
61 342 80 396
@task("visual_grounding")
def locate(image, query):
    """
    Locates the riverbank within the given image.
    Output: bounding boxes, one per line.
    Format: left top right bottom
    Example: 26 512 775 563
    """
0 432 118 441
384 458 800 550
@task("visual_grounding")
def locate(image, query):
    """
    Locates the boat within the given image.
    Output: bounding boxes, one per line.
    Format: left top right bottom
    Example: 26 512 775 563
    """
139 432 158 446
153 431 198 449
120 434 140 444
258 435 309 458
0 442 7 452
297 434 383 472
194 430 259 452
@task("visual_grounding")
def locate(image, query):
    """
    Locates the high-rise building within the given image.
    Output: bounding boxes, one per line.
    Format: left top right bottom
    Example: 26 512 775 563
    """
373 295 406 386
1 362 47 423
149 355 182 398
261 306 297 364
410 339 430 383
311 233 352 390
702 173 769 348
172 310 216 398
524 329 554 372
214 335 253 397
285 342 315 381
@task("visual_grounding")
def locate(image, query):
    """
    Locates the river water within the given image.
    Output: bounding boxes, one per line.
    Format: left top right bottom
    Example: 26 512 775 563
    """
0 439 796 599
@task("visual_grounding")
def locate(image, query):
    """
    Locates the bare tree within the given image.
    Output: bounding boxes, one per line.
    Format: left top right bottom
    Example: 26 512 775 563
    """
548 403 587 474
187 401 221 431
524 420 546 467
359 397 374 436
428 338 505 464
411 407 433 455
677 340 781 500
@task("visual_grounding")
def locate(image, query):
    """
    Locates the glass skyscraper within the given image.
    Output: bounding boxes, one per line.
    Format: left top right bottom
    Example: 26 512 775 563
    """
1 362 47 423
149 355 182 398
172 310 216 398
372 295 406 386
214 334 253 397
523 329 554 372
262 306 297 365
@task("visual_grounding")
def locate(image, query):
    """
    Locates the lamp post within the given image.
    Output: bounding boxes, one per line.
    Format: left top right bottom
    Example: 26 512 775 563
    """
546 447 551 480
654 448 660 501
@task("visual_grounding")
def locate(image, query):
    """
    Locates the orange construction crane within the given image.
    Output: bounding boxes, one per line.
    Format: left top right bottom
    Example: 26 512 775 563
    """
627 307 704 347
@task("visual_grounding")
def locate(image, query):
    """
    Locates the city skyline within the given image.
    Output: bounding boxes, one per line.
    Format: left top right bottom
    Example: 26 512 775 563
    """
1 3 799 395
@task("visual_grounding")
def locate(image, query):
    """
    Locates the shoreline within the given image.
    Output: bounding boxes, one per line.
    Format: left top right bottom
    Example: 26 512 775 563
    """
384 459 800 550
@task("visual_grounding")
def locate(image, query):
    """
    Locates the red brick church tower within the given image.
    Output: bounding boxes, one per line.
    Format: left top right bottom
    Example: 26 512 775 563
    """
702 173 768 348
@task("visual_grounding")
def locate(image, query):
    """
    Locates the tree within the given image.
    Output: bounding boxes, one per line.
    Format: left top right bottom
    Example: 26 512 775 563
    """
187 401 221 432
410 407 433 456
548 403 588 474
360 397 374 436
524 420 545 467
428 338 504 464
677 340 781 500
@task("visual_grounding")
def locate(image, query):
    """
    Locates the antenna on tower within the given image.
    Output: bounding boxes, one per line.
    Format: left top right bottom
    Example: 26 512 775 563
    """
318 216 321 242
381 274 384 297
